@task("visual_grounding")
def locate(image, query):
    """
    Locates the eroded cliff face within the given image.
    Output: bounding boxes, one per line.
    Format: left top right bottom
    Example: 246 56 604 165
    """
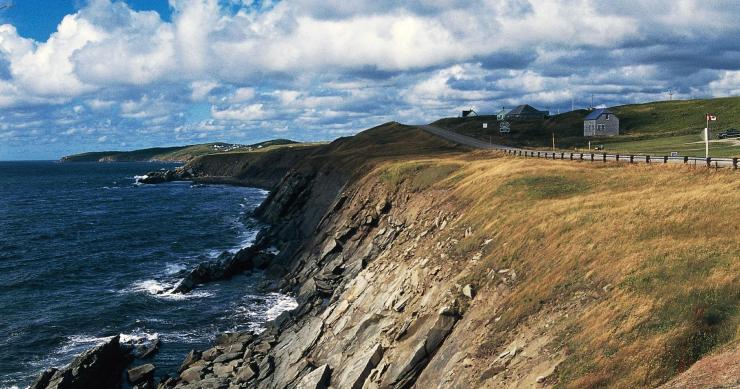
159 157 572 389
134 124 738 389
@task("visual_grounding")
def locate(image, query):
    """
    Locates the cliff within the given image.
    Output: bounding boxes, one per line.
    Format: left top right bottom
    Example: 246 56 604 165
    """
34 122 740 388
160 122 739 388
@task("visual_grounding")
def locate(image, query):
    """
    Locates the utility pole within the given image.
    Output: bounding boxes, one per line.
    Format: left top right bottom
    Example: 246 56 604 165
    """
668 89 673 101
591 94 594 109
552 131 555 151
571 97 574 112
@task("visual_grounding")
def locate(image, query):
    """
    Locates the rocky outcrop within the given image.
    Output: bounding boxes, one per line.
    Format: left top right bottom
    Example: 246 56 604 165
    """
170 246 274 294
128 364 155 386
30 335 132 389
155 163 470 389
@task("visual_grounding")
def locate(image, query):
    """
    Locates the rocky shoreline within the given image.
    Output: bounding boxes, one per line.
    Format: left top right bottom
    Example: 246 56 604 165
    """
31 126 472 389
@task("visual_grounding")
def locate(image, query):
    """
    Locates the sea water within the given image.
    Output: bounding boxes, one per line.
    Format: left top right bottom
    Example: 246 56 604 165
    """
0 161 296 388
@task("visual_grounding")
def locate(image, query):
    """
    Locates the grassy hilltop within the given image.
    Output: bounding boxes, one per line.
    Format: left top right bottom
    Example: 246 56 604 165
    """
60 139 299 162
434 96 740 157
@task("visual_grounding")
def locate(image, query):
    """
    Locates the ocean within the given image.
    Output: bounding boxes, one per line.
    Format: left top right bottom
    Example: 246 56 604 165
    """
0 161 296 388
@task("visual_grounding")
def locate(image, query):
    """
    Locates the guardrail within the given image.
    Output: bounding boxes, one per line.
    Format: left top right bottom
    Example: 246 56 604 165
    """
416 124 738 169
498 148 738 169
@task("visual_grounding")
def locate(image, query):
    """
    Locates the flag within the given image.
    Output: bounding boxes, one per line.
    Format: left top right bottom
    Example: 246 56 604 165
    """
706 113 717 121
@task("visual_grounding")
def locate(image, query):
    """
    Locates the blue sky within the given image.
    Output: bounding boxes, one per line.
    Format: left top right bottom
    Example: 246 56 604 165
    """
0 0 739 160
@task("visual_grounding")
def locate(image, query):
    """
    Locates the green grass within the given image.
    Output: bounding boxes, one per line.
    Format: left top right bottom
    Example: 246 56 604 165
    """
380 161 460 192
593 134 739 158
498 175 590 200
433 97 740 158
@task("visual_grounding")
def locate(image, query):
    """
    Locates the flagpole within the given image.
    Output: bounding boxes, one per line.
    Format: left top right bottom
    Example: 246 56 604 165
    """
705 114 709 159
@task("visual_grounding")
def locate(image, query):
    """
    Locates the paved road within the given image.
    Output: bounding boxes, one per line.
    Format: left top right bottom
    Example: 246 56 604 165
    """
416 124 738 169
417 124 503 150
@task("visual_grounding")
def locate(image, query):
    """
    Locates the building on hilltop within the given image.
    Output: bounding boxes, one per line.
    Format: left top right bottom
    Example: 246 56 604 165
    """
583 108 619 136
461 109 478 118
505 104 548 121
496 107 511 121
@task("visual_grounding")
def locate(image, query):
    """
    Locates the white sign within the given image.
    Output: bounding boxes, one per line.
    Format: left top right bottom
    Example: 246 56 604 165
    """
500 121 510 133
671 151 678 157
482 123 488 129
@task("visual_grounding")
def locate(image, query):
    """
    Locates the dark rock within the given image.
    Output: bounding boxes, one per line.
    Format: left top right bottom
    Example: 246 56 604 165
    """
296 364 331 389
128 364 155 384
386 308 459 388
171 247 272 294
215 331 254 347
29 368 57 389
35 335 131 389
257 355 274 380
180 364 206 383
157 375 177 388
133 338 160 359
253 341 272 355
179 350 202 373
212 360 239 377
201 347 223 362
213 352 241 364
236 363 258 382
338 344 383 389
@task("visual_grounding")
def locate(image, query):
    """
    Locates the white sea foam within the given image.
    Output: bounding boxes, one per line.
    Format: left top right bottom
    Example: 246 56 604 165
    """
235 292 298 333
164 263 186 275
131 279 167 295
57 330 158 358
264 293 298 321
125 279 214 300
132 175 148 186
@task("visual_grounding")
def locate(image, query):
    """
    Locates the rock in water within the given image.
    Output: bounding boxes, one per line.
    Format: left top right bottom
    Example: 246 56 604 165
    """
170 246 271 294
178 350 202 373
32 335 131 389
29 368 57 389
128 364 155 384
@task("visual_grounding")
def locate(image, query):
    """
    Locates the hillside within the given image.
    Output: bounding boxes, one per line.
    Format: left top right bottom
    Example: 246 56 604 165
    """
59 139 299 162
124 122 739 389
434 97 740 157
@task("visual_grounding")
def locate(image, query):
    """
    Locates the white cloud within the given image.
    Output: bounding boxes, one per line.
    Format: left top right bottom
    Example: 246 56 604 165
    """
85 98 116 111
191 80 220 101
211 103 267 120
709 71 740 96
224 87 256 103
0 0 739 159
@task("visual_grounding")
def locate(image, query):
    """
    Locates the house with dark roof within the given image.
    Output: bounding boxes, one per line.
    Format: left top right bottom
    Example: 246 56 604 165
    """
504 104 548 121
583 109 619 136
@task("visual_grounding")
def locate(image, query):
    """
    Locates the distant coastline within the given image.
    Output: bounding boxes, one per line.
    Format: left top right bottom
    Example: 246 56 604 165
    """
59 139 298 163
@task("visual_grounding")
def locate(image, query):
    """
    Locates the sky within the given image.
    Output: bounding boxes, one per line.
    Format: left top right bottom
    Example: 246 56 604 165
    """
0 0 739 159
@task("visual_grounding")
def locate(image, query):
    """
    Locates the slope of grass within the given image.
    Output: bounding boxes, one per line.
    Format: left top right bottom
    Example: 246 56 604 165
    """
377 153 738 388
434 97 740 157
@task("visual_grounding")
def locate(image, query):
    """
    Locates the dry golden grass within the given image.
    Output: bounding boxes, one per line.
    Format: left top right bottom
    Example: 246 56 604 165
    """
376 152 739 388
